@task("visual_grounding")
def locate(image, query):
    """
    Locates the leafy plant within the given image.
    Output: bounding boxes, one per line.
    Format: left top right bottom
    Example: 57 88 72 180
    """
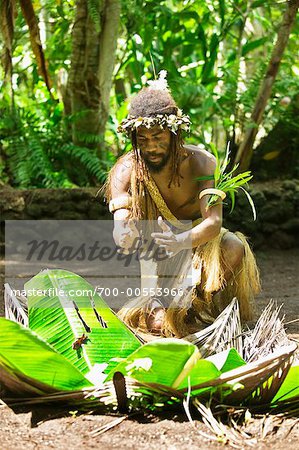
0 270 298 422
26 269 142 375
197 143 257 220
0 317 92 393
0 103 112 187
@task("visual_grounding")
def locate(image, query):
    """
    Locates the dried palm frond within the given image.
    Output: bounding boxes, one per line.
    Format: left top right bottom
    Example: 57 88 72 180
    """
0 362 58 398
271 397 299 417
246 350 295 406
0 398 7 407
90 415 130 437
224 344 297 405
124 343 297 409
184 298 243 358
4 283 28 326
194 401 257 448
243 301 293 363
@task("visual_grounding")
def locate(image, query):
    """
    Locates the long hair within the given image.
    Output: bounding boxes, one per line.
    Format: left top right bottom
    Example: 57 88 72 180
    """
105 87 186 219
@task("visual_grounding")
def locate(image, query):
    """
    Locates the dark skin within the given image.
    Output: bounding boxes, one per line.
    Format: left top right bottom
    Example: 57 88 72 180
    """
112 126 223 252
137 127 217 221
111 126 244 331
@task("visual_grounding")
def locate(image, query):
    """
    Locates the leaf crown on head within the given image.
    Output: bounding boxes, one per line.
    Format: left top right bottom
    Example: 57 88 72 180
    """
117 70 191 135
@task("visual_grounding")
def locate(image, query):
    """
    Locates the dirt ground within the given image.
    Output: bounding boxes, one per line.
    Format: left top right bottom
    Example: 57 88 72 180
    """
0 248 298 449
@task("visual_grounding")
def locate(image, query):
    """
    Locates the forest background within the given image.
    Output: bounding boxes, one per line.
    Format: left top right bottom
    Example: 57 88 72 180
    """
0 0 298 190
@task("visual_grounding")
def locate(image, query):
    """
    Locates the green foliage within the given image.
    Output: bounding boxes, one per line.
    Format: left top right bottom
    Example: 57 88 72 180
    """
0 317 91 391
1 0 298 187
87 0 102 32
26 269 141 374
1 272 298 413
1 271 298 417
197 143 256 220
0 101 112 187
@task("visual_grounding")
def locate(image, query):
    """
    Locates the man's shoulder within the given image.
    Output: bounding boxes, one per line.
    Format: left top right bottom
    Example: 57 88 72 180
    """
112 151 134 177
116 150 134 166
184 144 216 176
108 151 134 196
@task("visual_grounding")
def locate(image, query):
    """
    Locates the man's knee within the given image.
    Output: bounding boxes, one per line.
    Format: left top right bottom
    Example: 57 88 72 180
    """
221 232 244 268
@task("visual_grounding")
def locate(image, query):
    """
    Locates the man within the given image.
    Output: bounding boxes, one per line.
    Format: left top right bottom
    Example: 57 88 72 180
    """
105 72 260 338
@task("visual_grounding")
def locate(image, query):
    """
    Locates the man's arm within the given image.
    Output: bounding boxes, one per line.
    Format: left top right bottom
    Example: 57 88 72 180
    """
109 154 139 250
187 149 222 248
152 149 222 255
110 154 132 222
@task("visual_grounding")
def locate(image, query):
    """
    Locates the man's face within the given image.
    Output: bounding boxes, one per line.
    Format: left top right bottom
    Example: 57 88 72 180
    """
137 126 171 172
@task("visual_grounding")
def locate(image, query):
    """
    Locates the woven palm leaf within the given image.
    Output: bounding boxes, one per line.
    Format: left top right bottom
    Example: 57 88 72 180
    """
130 343 297 405
219 343 297 405
193 401 257 448
184 298 243 357
247 351 296 406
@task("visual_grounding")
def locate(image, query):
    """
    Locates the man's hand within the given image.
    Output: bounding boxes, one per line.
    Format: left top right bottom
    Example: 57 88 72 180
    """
113 218 140 254
151 216 188 258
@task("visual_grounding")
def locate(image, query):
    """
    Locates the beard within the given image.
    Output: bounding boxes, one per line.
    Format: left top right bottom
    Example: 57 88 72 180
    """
142 148 171 173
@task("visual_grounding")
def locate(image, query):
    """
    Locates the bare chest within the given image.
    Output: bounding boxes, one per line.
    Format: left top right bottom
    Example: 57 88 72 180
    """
152 174 201 221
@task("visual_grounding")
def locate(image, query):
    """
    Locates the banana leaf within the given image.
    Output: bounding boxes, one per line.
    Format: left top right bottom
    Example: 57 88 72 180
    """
106 339 246 394
106 338 200 389
0 318 92 394
207 348 246 373
106 339 297 407
177 348 246 393
271 364 299 404
25 269 141 375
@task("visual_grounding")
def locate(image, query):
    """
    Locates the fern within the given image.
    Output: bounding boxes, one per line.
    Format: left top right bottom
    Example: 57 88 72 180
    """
72 130 104 145
0 102 116 188
87 0 102 33
12 137 32 187
61 143 110 184
26 136 57 188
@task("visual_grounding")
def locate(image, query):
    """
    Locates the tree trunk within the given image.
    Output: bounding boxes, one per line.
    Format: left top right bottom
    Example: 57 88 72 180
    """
0 0 16 106
19 0 52 95
98 0 121 135
234 0 299 172
67 0 120 154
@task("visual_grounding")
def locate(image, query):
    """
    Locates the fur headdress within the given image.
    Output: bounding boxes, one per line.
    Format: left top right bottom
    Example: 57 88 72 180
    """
117 71 191 135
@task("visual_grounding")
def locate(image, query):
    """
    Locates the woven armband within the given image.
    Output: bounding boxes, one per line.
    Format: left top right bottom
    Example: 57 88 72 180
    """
109 196 132 213
199 188 226 201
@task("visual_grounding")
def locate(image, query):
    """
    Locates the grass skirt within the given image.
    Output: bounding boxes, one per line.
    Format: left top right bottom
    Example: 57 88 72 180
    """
118 228 260 338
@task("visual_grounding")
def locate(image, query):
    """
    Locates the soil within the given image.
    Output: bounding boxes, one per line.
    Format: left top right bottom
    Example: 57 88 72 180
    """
0 248 298 449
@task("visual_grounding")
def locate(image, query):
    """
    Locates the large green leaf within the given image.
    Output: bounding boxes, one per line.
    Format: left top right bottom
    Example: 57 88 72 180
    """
242 37 268 56
0 318 91 392
25 269 141 375
207 348 246 373
106 341 244 401
177 359 221 391
177 348 246 392
106 338 200 389
106 341 247 391
271 364 299 403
